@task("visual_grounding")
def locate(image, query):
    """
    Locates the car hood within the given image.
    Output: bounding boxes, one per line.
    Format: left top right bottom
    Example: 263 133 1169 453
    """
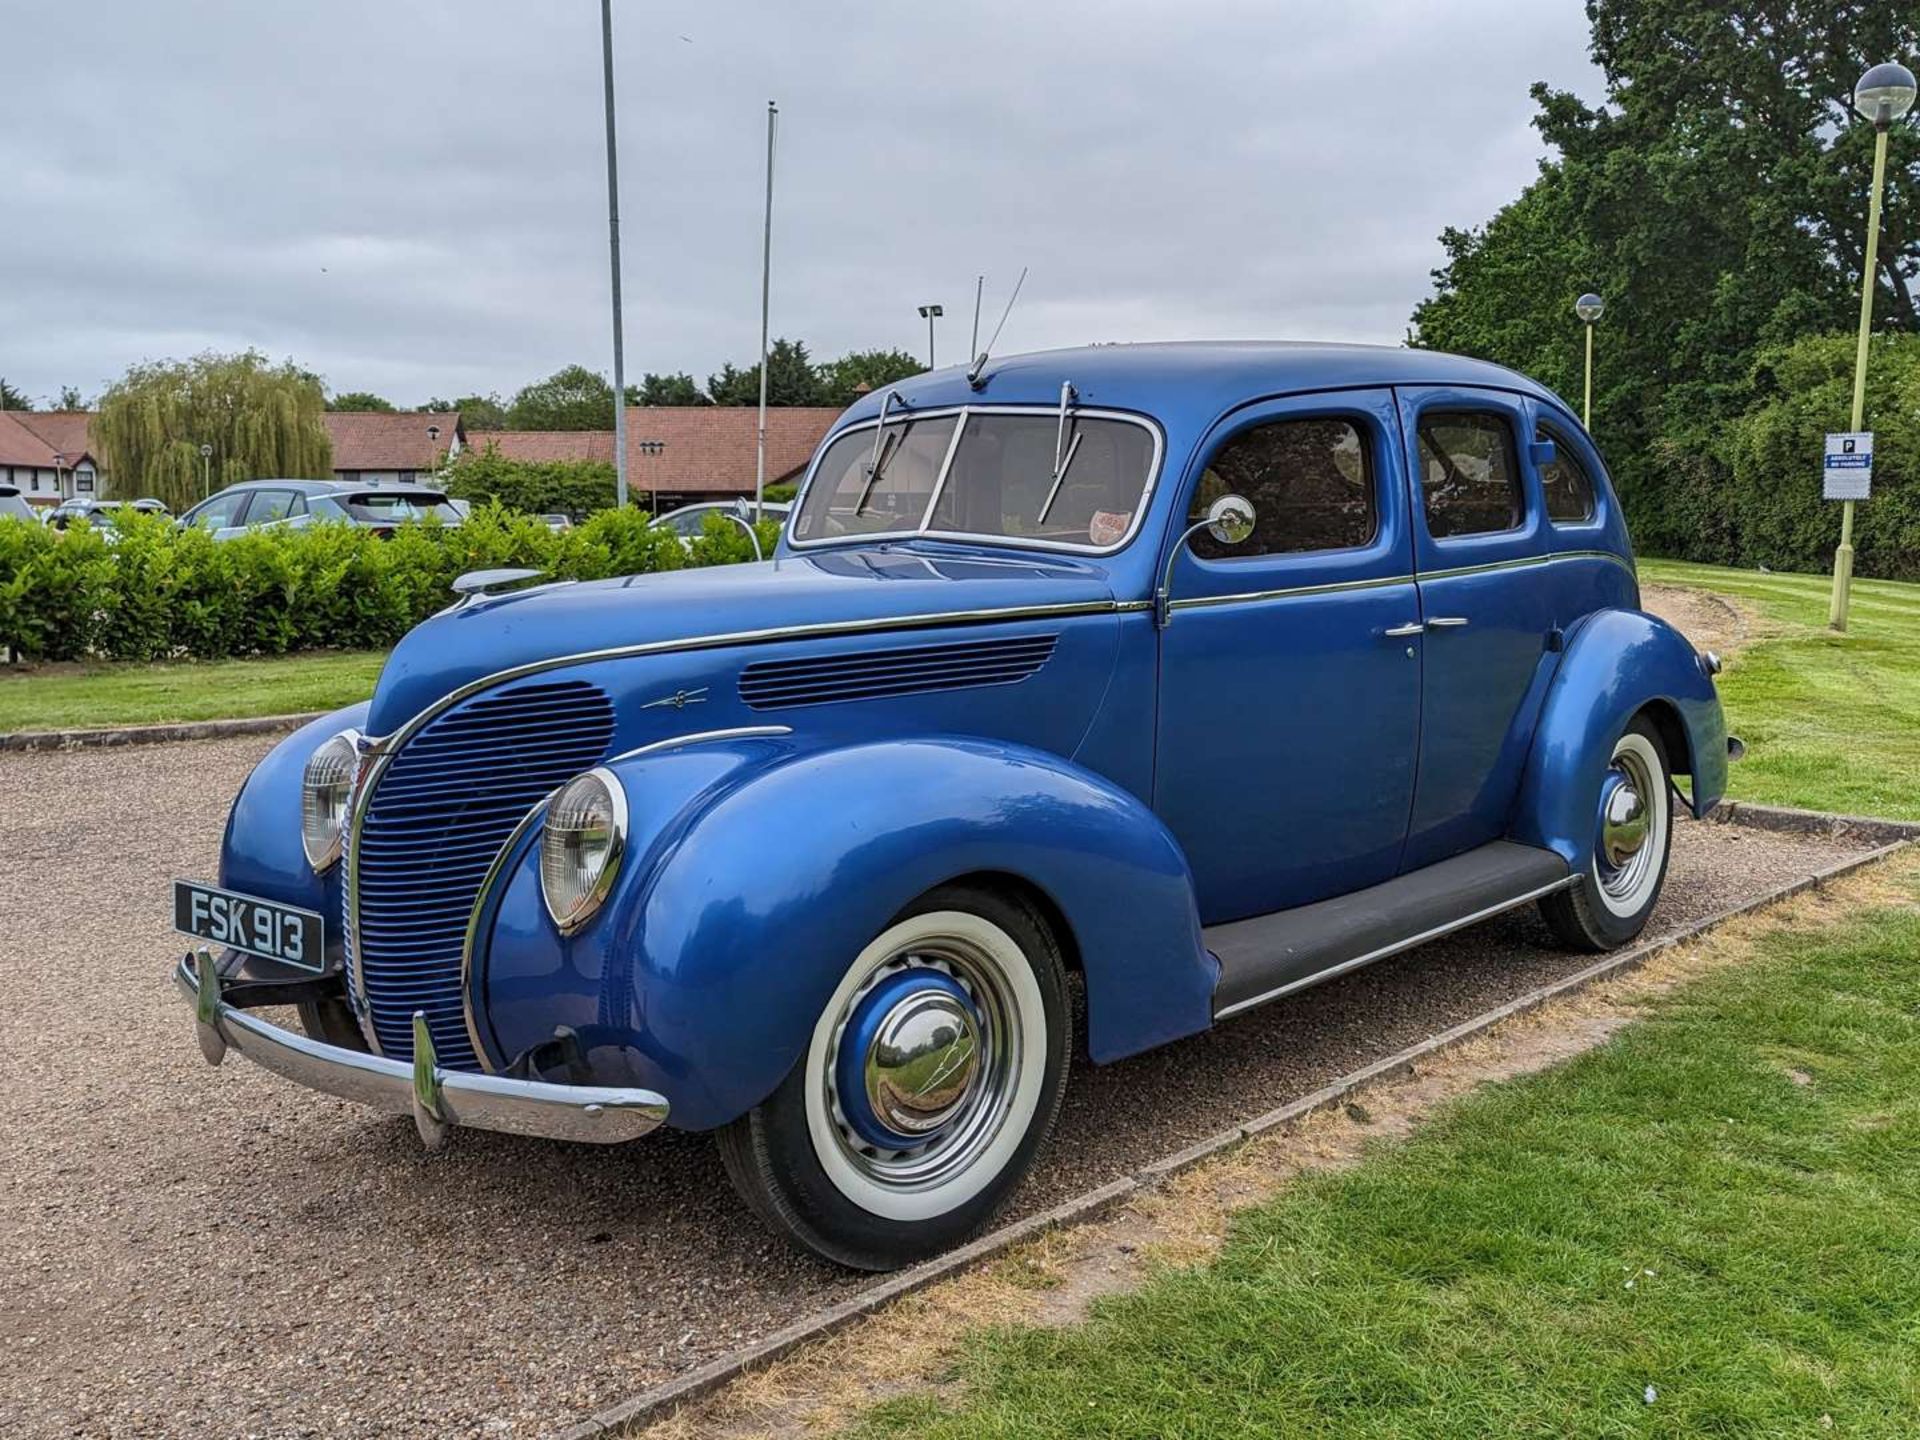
366 544 1119 735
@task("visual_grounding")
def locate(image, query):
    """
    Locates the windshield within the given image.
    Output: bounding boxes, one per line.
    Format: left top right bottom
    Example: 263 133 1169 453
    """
791 410 1157 551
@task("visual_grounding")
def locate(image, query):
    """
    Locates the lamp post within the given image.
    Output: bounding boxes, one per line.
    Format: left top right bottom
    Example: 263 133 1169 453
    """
1574 293 1604 430
1829 60 1916 632
199 443 212 499
426 424 441 478
52 452 65 500
599 0 629 510
918 304 944 369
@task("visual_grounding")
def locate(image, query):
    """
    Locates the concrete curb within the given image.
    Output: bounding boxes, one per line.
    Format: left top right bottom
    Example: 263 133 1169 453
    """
557 830 1916 1440
1704 798 1920 848
0 711 324 752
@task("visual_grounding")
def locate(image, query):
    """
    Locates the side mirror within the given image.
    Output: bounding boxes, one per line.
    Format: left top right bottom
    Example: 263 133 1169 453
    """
1200 493 1256 547
1156 493 1257 628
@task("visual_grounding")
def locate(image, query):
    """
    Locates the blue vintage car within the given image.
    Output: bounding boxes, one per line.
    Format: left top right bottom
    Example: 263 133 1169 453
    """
175 342 1733 1270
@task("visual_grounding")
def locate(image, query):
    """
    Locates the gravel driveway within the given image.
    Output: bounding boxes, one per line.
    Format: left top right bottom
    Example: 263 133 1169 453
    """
0 737 1871 1439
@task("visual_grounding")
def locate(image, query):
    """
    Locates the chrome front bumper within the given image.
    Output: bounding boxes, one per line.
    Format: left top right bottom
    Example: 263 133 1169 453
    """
176 949 669 1148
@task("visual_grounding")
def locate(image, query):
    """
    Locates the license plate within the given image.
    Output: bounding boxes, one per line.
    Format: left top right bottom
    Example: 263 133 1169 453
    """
173 879 326 973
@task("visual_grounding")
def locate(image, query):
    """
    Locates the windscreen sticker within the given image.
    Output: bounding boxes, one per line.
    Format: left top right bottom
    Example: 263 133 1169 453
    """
1088 510 1131 546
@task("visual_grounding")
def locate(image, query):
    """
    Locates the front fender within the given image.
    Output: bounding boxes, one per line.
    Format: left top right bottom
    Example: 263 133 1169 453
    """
1510 608 1728 871
477 734 1213 1130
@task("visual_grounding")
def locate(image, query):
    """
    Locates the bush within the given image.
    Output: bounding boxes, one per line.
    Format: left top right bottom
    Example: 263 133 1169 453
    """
1629 332 1920 578
443 445 619 517
0 503 779 664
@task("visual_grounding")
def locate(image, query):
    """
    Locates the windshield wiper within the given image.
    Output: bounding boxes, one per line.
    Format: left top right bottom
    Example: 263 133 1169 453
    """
1036 381 1081 524
855 390 904 516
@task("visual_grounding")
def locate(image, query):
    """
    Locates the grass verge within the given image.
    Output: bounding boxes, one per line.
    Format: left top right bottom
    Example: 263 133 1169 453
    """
1640 558 1920 820
835 857 1920 1438
0 649 385 731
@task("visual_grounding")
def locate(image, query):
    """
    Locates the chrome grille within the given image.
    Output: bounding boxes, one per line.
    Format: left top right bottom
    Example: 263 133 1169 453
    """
738 634 1058 710
350 679 616 1068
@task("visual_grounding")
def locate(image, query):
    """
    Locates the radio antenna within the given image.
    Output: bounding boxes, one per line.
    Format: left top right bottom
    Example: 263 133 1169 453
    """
967 266 1028 389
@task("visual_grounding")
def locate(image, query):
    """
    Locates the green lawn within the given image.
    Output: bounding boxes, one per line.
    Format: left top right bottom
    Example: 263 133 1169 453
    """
852 863 1920 1439
1640 558 1920 820
0 649 386 732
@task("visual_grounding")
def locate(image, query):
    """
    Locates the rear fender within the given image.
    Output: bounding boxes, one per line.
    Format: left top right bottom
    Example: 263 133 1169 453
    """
1511 608 1728 870
476 734 1213 1130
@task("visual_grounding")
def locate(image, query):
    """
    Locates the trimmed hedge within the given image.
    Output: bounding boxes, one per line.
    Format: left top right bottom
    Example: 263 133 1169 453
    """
0 504 778 663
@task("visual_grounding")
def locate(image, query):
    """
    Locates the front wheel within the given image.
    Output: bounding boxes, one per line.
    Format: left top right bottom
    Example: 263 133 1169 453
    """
1540 716 1674 952
717 884 1070 1271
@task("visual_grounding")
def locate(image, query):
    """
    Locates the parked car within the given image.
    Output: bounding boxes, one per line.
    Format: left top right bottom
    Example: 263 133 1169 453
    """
651 499 790 546
538 512 573 533
44 496 169 530
178 479 463 538
0 484 36 523
172 343 1733 1271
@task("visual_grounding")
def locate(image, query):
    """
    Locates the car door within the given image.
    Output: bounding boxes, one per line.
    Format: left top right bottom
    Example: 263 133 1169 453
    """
1154 388 1420 925
1396 386 1559 871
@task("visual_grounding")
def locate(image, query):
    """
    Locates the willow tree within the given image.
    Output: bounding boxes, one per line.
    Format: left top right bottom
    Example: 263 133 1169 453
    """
93 351 332 509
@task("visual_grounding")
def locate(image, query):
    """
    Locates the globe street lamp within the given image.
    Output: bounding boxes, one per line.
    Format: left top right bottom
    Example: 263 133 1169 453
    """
1829 60 1917 632
1574 293 1604 430
199 442 213 499
918 303 944 369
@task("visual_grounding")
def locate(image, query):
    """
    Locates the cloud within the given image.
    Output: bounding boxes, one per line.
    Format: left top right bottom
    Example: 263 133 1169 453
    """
0 0 1600 406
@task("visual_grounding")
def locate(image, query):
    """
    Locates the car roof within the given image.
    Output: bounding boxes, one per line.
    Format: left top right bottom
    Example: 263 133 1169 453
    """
834 341 1569 426
204 478 451 500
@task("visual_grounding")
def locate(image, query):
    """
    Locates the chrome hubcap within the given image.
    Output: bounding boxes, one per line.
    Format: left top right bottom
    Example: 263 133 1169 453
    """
1596 749 1659 902
1600 773 1649 869
865 989 980 1136
824 939 1020 1192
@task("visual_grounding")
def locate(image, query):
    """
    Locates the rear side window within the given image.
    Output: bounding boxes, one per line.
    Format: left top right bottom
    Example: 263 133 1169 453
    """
247 489 300 524
1189 417 1376 560
1537 427 1596 523
339 493 460 522
1417 412 1523 539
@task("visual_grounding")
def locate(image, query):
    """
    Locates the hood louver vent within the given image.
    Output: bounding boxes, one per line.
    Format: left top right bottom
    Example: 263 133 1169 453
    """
739 634 1059 710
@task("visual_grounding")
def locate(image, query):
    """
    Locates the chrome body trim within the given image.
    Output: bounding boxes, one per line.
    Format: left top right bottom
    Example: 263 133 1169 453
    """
1210 875 1580 1021
788 402 1167 558
1165 549 1635 614
456 727 795 1073
460 789 560 1074
602 724 795 767
178 950 669 1145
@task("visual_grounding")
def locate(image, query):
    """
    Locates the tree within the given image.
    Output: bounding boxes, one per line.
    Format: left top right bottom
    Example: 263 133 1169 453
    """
424 393 509 430
92 351 331 511
817 348 926 406
0 378 32 410
708 338 825 406
507 365 618 429
57 385 84 411
632 371 710 406
1411 0 1920 557
328 390 396 412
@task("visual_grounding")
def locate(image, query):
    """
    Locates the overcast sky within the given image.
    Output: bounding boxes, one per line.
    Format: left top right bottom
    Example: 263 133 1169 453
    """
4 1 1603 409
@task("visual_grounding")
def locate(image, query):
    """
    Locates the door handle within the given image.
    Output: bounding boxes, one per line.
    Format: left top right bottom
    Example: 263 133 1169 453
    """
1426 616 1470 628
1382 622 1426 638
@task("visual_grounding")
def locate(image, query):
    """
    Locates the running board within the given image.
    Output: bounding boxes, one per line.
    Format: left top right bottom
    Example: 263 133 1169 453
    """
1208 841 1575 1021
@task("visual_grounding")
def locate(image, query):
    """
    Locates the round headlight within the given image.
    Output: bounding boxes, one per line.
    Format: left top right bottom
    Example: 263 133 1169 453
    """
301 731 360 872
540 769 627 934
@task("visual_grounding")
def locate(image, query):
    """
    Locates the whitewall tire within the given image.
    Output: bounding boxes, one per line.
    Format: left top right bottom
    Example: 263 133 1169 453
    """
1540 716 1674 952
718 883 1069 1270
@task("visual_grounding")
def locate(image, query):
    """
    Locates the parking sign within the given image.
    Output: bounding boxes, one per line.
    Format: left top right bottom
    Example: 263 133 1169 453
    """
1823 432 1873 501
